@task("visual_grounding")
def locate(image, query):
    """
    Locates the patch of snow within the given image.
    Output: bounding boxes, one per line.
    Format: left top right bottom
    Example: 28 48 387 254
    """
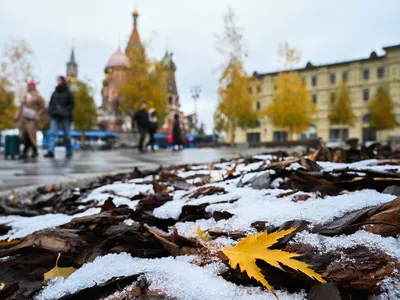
293 231 400 261
373 275 400 299
123 219 139 226
317 160 400 172
0 208 100 241
35 252 305 300
271 178 284 188
81 183 152 207
174 189 395 237
252 154 275 162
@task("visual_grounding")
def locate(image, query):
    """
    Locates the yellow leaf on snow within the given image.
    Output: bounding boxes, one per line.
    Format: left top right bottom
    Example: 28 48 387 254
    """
43 253 77 283
196 226 211 241
222 228 326 297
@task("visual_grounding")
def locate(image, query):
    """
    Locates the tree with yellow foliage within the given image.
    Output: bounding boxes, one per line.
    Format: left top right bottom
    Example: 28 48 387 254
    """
0 78 17 130
368 86 397 138
215 60 258 146
119 46 167 125
214 7 258 147
328 83 356 141
267 72 316 140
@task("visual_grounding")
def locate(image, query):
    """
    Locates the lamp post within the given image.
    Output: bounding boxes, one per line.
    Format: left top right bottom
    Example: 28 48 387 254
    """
190 85 201 127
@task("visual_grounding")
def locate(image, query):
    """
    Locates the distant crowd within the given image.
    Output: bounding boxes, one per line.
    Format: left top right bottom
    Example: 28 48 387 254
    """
133 101 184 153
15 76 184 160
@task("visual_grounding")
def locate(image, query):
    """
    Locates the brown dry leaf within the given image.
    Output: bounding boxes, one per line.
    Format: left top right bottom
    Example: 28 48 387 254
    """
225 165 237 178
43 253 77 282
0 239 21 248
196 226 211 241
222 228 326 297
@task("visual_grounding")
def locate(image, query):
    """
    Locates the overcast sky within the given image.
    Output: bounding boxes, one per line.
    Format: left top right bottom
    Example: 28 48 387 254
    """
1 0 399 132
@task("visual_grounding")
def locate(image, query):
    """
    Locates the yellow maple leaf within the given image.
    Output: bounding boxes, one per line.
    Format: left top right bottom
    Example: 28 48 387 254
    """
196 226 211 241
43 253 77 283
222 228 326 296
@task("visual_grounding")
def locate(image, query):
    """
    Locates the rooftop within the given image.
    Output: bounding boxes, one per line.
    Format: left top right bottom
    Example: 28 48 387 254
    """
253 43 399 78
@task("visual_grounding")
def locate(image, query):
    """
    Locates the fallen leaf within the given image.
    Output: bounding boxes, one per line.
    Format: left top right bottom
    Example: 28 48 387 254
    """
0 282 5 290
222 228 326 296
0 239 21 247
196 226 211 241
43 253 77 282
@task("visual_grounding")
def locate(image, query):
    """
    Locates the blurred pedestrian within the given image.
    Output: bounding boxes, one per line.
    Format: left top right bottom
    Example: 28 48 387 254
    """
172 113 184 151
146 108 158 151
15 80 45 159
133 101 149 153
44 76 75 158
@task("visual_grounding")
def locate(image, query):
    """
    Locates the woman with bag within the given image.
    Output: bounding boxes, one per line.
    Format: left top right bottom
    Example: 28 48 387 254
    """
15 80 45 159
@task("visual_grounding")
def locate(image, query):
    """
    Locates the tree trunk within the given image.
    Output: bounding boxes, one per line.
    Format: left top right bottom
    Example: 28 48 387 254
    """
340 122 344 142
80 132 85 150
230 127 236 148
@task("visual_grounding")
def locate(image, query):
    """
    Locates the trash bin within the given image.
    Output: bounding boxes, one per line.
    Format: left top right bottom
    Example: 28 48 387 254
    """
4 134 20 160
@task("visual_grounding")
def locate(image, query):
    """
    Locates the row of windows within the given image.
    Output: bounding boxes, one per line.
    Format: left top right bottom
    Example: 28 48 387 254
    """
248 86 262 94
249 128 377 143
312 88 373 104
310 67 384 87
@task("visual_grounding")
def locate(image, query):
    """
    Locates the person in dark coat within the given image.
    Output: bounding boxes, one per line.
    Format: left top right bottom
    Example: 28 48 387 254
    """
172 113 184 150
44 76 74 158
146 108 158 151
133 101 149 152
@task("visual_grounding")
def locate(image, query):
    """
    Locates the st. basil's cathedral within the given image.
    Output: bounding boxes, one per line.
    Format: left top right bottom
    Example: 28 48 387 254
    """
97 10 186 133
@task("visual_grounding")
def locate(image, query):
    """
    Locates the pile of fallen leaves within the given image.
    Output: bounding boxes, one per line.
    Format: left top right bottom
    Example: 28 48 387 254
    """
0 152 400 300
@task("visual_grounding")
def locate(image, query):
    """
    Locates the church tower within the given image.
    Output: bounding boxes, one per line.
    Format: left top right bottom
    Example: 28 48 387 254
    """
126 10 145 59
66 47 78 78
161 51 179 109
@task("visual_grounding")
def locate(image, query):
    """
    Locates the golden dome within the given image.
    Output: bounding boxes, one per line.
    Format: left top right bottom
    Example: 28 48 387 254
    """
132 9 139 17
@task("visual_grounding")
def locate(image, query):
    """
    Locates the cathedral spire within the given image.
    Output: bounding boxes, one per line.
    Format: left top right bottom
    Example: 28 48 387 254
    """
66 46 78 78
126 9 144 58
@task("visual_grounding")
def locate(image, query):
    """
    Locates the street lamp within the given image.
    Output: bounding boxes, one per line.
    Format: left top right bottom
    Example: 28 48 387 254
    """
190 85 201 121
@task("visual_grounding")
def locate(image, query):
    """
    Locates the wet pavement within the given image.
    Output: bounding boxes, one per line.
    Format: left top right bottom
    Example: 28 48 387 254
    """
0 147 265 192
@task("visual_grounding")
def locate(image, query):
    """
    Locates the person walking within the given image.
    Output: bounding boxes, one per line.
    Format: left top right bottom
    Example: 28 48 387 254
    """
133 101 149 153
15 80 45 159
172 112 184 151
146 108 158 151
44 76 74 158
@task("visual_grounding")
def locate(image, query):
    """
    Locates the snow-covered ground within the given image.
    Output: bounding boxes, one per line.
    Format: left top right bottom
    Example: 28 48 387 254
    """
1 155 399 299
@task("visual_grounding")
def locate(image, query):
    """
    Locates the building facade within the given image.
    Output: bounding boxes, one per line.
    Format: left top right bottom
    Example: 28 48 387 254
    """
236 44 400 144
98 10 185 133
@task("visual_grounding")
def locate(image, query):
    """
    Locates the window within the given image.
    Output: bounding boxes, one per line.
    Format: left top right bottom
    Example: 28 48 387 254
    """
256 101 261 110
257 86 261 93
377 67 385 79
273 131 288 142
312 75 318 87
363 69 370 80
255 120 261 127
168 96 173 105
363 89 370 101
247 132 260 144
330 92 336 103
330 73 336 84
329 128 349 140
342 71 348 82
363 128 377 142
312 94 317 104
362 114 371 123
248 87 252 94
